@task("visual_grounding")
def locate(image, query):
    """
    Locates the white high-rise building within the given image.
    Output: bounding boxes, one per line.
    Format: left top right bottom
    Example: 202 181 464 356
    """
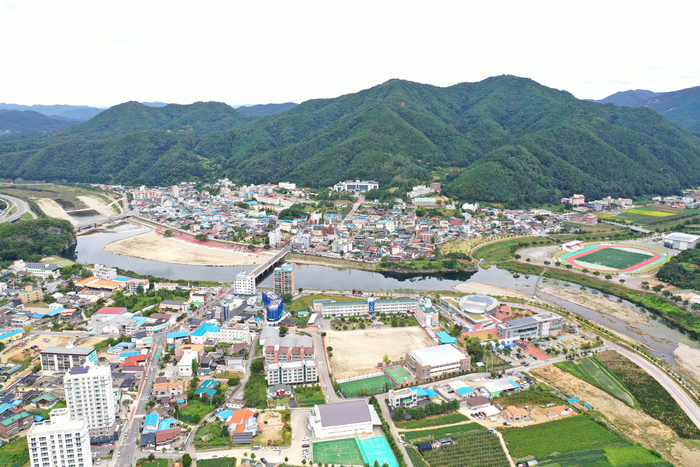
28 408 92 467
64 365 116 441
268 228 282 248
233 273 256 295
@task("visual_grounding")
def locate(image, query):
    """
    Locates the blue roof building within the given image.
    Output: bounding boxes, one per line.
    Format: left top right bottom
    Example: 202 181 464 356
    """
436 331 457 345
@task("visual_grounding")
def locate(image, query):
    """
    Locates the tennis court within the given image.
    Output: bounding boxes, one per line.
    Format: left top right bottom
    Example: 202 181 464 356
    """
313 438 365 465
577 247 651 270
384 365 415 385
338 375 396 397
359 436 399 467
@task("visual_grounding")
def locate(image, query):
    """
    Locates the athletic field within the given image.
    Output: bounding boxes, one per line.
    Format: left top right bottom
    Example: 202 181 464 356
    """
384 365 415 385
359 436 399 467
313 438 364 465
338 375 395 397
560 244 666 273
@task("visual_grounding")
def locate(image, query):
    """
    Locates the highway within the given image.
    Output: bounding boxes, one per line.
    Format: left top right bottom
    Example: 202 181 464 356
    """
0 193 37 223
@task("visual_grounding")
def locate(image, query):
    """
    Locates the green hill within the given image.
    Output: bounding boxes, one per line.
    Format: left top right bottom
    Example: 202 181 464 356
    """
639 86 700 134
591 89 658 107
2 76 700 206
236 102 298 117
0 110 78 135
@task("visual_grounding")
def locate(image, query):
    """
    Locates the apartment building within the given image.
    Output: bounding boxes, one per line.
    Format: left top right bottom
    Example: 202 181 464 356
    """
273 263 295 295
266 360 318 385
28 409 92 467
64 365 116 442
233 273 256 295
40 347 98 374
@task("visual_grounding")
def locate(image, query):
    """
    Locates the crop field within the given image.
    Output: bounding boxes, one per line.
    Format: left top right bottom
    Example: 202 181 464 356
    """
395 412 469 429
597 350 700 439
196 460 238 467
609 205 691 224
555 357 636 407
502 416 626 459
421 431 510 467
406 447 428 467
403 422 485 443
537 445 670 467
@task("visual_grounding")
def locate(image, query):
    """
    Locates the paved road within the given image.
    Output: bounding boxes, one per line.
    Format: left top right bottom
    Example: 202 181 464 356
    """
0 194 36 223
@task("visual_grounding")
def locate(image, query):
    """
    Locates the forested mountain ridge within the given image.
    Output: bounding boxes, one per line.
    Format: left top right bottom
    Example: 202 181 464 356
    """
236 102 298 117
1 75 700 206
0 109 78 135
590 89 658 107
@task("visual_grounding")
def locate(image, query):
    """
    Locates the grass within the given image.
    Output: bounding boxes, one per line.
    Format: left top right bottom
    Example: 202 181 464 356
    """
313 438 365 466
29 400 67 419
395 412 468 429
141 460 168 467
575 247 651 270
287 294 359 314
196 459 237 467
0 437 29 467
491 387 563 407
472 237 554 264
604 205 691 224
421 431 510 467
193 420 233 449
176 399 215 424
555 357 636 407
402 422 485 442
337 375 395 397
502 416 626 459
293 384 325 406
597 350 700 439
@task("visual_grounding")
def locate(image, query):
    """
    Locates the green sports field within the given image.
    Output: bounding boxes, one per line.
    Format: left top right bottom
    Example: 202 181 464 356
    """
313 438 365 465
337 375 395 397
577 248 650 270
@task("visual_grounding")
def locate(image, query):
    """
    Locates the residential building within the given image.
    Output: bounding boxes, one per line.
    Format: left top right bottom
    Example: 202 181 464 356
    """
233 273 256 295
93 264 117 281
20 286 44 305
160 300 188 313
27 408 92 467
153 381 184 398
273 263 295 295
178 350 199 377
227 408 258 443
495 313 563 340
0 410 34 436
262 328 314 363
405 345 471 380
64 365 116 442
309 400 378 439
268 228 282 248
386 388 418 409
40 347 98 374
266 360 318 385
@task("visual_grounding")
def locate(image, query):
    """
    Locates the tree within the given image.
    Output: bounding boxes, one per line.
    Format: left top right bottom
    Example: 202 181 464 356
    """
285 457 289 463
279 325 289 335
593 271 600 277
164 230 174 237
251 454 256 461
653 284 664 292
148 454 156 462
228 376 241 386
194 233 208 242
383 354 390 364
619 279 625 284
298 287 303 293
23 325 32 333
605 274 612 280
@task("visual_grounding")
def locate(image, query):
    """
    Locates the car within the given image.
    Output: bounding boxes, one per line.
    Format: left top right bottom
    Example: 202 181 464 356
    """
259 458 267 464
302 444 310 448
117 453 121 458
292 434 296 440
96 460 101 465
212 456 218 458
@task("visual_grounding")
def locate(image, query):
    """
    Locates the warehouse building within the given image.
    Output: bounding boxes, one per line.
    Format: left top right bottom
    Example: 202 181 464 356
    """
405 345 471 380
308 400 380 439
664 232 700 250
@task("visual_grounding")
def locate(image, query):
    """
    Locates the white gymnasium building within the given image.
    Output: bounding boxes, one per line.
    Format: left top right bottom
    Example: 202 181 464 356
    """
308 400 381 439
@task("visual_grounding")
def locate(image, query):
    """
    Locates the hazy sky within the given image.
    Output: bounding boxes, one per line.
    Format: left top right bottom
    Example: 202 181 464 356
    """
1 0 697 107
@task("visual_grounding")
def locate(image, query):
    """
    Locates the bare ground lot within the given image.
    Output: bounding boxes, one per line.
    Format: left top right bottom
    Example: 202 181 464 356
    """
325 327 435 380
1 333 106 363
532 364 700 467
77 195 120 216
36 199 78 225
453 281 529 299
105 231 276 266
674 343 700 385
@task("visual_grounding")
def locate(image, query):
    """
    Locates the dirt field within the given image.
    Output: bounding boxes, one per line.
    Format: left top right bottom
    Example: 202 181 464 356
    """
1 333 105 363
104 231 276 266
77 195 120 216
36 199 78 225
532 364 700 467
325 327 436 380
674 343 700 384
453 282 528 299
538 285 649 326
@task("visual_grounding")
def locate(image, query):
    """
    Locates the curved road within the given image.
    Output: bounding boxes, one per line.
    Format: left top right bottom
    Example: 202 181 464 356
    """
0 194 36 223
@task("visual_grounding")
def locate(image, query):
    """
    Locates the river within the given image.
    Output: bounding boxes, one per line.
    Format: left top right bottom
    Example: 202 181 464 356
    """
77 227 700 364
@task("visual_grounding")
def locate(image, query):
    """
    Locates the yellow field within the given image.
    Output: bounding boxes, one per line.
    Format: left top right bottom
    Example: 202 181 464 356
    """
622 209 673 217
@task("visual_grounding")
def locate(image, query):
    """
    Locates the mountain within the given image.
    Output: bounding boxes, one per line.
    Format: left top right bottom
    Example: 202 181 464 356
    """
2 76 700 206
58 101 253 140
0 103 104 122
142 102 169 107
236 102 298 117
591 89 658 107
639 86 700 134
0 109 78 135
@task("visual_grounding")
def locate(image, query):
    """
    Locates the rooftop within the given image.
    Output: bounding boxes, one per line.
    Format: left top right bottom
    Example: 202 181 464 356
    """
316 400 372 428
40 346 95 356
408 345 467 367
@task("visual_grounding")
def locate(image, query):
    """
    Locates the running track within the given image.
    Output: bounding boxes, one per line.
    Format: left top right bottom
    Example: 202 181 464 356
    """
563 245 665 273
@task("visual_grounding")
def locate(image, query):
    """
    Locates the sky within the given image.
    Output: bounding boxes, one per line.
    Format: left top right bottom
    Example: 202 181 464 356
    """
1 0 698 107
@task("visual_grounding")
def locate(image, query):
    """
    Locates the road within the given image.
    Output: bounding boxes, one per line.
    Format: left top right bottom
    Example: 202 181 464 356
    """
0 193 37 223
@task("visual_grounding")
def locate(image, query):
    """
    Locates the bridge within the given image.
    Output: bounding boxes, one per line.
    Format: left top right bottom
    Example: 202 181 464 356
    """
250 248 289 280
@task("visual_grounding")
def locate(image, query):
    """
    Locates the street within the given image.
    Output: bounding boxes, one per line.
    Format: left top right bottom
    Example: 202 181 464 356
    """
0 193 37 223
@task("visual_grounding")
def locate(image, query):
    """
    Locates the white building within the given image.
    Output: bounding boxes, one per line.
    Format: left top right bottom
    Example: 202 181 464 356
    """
312 297 419 317
496 313 564 340
664 232 700 250
233 273 256 295
268 228 282 248
64 365 116 441
28 408 92 467
266 360 318 385
405 345 471 380
178 350 198 377
278 182 297 190
333 180 379 192
308 400 380 439
93 264 117 281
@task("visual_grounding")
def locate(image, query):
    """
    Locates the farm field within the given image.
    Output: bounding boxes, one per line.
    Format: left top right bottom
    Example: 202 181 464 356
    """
555 357 636 407
197 459 237 467
193 421 232 449
421 431 510 467
402 422 485 443
604 205 694 224
597 350 700 439
502 416 625 459
537 445 671 467
0 438 29 467
395 412 469 429
325 327 435 380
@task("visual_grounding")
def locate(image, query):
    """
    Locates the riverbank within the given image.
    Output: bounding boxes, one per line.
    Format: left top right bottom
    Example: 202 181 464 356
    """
287 253 379 271
105 231 275 266
453 281 529 299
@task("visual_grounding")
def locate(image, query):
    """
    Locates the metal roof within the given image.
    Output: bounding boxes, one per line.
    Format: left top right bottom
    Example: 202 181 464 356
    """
316 400 372 428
